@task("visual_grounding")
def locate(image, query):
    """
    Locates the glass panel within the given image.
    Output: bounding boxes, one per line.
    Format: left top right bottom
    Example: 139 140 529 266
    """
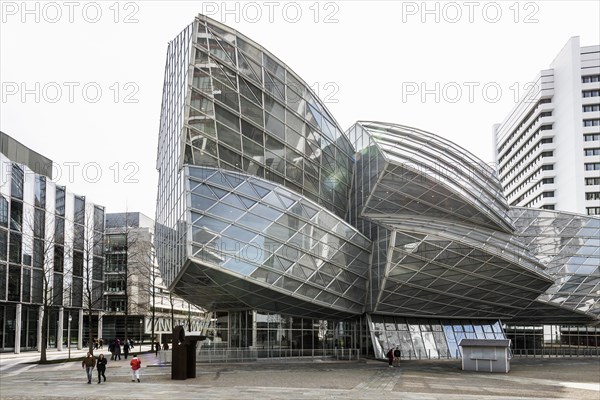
215 104 240 131
217 122 241 151
240 96 264 126
265 113 285 140
0 197 7 228
34 176 46 208
421 331 439 358
443 325 459 357
11 164 24 200
241 119 264 145
409 323 426 358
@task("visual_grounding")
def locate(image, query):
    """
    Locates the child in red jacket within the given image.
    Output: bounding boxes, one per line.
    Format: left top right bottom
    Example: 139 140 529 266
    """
130 355 142 382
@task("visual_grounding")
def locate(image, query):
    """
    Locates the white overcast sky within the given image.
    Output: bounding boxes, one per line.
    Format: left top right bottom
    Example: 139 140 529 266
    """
1 0 599 217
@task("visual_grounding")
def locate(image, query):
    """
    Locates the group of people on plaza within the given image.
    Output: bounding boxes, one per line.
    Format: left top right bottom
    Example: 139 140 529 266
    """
91 338 104 350
386 346 402 367
80 337 145 384
107 337 137 360
81 351 142 384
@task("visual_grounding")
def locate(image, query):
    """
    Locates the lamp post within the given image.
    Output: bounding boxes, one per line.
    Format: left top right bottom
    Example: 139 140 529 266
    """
67 314 72 360
139 319 142 353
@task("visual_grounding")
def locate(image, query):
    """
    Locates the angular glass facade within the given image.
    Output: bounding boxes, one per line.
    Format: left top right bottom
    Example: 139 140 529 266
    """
155 15 599 360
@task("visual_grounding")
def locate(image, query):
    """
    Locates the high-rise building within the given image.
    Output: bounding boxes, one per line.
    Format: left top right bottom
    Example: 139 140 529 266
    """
155 16 599 360
493 37 600 215
0 132 105 353
103 212 205 345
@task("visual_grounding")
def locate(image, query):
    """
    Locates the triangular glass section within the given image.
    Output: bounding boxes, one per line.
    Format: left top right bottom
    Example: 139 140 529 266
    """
224 172 245 188
290 265 307 280
309 272 326 287
301 203 318 219
207 171 231 187
263 191 282 208
235 181 259 199
239 195 257 209
278 256 294 272
191 184 217 199
270 256 286 272
221 193 246 210
208 185 229 199
276 193 295 209
188 167 217 181
300 265 315 279
249 182 270 198
236 49 263 84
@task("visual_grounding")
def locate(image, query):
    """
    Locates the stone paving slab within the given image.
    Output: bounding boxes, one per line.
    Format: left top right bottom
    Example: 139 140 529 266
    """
0 353 598 400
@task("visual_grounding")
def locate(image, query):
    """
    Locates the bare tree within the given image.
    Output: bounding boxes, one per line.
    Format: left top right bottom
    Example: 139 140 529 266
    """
24 196 72 363
126 226 157 346
104 212 151 347
134 240 164 348
79 203 104 355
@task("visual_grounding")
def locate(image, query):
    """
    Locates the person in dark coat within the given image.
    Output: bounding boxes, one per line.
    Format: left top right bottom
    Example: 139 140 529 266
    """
81 352 96 384
96 353 107 383
123 340 130 359
393 346 401 367
386 347 394 368
114 339 122 360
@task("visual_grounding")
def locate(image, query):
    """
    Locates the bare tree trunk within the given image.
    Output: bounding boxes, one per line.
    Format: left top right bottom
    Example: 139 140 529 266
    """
40 303 48 363
151 279 156 345
87 311 94 355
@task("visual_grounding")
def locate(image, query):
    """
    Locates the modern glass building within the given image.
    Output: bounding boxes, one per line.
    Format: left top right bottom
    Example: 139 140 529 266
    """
0 132 105 353
155 15 599 359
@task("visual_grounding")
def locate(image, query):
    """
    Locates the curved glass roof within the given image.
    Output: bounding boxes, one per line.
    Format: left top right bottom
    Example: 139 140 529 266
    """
348 121 514 233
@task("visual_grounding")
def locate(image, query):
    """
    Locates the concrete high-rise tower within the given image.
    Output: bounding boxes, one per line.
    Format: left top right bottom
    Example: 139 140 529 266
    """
493 37 600 215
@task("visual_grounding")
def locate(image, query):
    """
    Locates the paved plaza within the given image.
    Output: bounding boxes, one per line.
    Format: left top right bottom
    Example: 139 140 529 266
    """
0 349 599 399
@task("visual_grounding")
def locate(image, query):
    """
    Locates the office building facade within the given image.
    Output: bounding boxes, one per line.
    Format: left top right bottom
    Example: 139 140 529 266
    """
0 132 105 353
155 16 599 359
103 212 205 344
493 37 600 215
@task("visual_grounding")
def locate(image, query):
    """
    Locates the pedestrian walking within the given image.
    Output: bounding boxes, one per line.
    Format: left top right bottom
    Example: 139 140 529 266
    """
394 346 401 367
130 354 142 382
81 352 96 384
114 339 122 360
96 354 107 384
123 340 129 359
108 342 115 360
386 347 394 368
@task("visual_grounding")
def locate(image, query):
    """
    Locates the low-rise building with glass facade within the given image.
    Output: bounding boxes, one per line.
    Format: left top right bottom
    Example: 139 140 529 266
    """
155 15 599 360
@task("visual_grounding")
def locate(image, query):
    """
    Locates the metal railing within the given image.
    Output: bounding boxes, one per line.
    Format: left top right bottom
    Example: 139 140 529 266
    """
510 347 600 357
158 347 361 364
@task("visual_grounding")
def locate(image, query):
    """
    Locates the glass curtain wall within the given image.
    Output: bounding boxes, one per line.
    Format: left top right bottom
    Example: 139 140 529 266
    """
369 315 505 359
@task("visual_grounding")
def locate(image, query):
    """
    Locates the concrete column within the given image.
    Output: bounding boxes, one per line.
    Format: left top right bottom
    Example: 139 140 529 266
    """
252 310 257 348
77 309 83 350
37 306 43 352
14 303 22 354
98 311 103 342
57 307 64 351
